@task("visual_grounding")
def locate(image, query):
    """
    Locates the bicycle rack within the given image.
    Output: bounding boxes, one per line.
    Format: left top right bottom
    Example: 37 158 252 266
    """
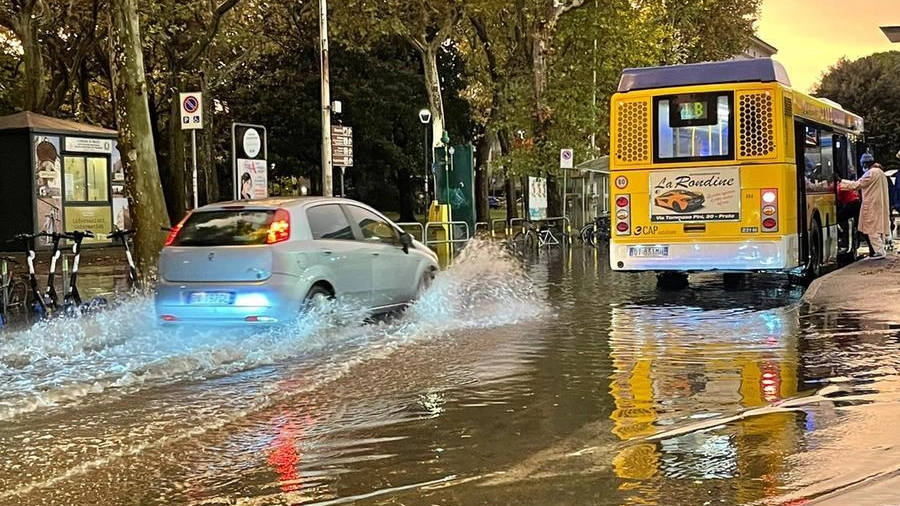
474 222 490 236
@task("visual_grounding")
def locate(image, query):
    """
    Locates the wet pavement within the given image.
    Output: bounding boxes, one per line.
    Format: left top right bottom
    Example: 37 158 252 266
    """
0 241 898 505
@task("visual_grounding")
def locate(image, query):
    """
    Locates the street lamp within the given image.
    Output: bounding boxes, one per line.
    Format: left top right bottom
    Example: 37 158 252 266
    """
418 108 431 203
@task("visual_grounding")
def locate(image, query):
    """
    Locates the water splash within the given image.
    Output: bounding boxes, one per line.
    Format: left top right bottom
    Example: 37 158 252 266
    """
0 239 546 423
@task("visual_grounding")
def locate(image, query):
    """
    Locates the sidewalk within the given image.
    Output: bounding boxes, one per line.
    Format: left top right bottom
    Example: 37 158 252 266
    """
802 252 900 322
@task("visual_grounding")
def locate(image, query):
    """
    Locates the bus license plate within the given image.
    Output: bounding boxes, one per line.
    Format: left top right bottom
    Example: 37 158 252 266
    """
628 246 669 258
188 291 235 304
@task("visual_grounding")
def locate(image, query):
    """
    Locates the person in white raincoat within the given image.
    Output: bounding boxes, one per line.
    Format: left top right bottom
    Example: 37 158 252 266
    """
838 154 891 258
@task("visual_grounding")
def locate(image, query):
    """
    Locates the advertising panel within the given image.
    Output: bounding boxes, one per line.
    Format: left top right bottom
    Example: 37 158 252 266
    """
63 206 112 244
237 158 268 200
33 135 63 245
649 167 740 222
528 176 547 220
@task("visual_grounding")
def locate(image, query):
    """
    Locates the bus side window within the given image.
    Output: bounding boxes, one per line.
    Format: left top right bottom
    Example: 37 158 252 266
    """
818 129 834 182
847 138 858 179
834 134 848 179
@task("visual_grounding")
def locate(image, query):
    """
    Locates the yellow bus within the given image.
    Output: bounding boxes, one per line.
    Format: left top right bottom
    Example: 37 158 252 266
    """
608 58 864 286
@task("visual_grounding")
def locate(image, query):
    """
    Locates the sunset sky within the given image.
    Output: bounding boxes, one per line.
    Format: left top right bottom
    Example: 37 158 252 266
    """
756 0 899 93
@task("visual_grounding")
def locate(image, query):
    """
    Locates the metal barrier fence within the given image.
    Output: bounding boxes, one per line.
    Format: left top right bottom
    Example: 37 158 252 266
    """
425 221 471 246
395 222 426 243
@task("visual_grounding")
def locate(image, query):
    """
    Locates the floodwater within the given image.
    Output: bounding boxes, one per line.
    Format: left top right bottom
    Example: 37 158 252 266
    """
1 241 898 506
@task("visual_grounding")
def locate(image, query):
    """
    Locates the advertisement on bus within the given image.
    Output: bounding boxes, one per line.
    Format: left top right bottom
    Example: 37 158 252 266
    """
649 167 741 222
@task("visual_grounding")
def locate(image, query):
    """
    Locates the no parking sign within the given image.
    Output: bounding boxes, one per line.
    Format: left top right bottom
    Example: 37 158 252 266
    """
560 148 574 169
179 92 203 130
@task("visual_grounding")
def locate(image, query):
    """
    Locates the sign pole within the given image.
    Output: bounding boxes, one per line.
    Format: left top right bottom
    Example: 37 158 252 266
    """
319 0 333 197
191 129 199 209
340 166 346 197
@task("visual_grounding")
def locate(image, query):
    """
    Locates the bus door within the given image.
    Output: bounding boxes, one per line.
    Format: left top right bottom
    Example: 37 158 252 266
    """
795 121 810 265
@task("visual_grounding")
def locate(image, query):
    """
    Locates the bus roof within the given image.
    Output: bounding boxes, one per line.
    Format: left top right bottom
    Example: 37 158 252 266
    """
617 58 791 93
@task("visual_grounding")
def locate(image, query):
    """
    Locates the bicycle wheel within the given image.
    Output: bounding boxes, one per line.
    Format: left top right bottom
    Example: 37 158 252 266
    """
580 225 595 247
523 230 537 250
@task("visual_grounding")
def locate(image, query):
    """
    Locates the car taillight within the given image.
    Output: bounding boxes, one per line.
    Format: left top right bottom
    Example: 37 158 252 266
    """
761 189 778 232
266 208 291 244
164 213 191 246
614 194 630 236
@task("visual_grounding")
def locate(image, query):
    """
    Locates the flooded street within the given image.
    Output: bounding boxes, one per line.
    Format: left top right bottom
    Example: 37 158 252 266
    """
1 241 899 505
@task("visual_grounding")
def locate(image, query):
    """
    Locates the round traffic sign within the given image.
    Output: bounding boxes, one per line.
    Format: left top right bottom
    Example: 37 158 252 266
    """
243 128 261 158
562 149 573 160
182 96 200 114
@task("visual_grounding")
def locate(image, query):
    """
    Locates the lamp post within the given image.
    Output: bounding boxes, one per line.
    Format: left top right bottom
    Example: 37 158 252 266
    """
418 108 431 204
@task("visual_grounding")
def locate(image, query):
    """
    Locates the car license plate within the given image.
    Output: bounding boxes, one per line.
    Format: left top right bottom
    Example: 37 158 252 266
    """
628 246 669 258
187 291 235 304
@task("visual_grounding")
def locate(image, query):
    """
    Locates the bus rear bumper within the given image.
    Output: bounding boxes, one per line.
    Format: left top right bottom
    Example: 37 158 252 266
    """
609 235 800 272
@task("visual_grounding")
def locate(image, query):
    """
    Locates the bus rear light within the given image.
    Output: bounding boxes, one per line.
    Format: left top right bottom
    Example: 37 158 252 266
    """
761 188 778 232
614 194 631 236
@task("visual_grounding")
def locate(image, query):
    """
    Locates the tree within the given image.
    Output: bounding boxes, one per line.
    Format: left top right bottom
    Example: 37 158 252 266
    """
815 51 900 170
110 0 170 283
330 0 461 160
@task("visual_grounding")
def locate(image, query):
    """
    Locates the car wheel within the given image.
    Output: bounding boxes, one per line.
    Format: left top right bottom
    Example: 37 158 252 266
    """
303 285 333 312
672 201 683 212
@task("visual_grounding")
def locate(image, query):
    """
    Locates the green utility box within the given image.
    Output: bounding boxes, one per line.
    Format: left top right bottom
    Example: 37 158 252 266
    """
433 143 475 239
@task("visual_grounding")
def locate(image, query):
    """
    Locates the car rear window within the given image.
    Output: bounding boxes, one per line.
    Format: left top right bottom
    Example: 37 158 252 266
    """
171 210 278 246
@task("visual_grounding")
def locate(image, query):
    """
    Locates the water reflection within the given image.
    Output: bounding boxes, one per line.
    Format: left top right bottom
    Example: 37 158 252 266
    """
607 304 803 503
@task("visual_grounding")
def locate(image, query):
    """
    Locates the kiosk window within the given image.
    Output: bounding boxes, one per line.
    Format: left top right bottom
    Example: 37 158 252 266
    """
64 156 108 202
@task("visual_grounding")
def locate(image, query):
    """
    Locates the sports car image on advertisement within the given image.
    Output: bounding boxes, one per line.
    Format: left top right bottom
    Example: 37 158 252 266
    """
654 189 705 213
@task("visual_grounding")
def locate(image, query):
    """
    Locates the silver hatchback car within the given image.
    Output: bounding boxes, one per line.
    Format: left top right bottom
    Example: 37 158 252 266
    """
154 197 439 325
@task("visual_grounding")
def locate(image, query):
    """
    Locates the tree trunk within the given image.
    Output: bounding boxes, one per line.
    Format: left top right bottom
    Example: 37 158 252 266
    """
474 129 490 223
200 68 219 204
498 130 518 223
110 0 171 285
19 8 49 113
421 45 446 152
531 27 561 217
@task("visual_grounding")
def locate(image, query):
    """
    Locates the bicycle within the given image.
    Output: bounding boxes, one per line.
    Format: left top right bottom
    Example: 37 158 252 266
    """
512 220 569 252
579 215 611 247
107 228 141 293
0 255 26 326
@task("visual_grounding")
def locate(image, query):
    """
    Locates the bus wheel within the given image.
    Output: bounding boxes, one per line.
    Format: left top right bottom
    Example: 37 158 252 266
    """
723 273 746 290
657 272 689 290
805 222 822 282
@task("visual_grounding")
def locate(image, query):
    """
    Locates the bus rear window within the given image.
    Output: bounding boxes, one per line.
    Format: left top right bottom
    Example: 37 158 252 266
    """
655 92 733 162
171 210 277 246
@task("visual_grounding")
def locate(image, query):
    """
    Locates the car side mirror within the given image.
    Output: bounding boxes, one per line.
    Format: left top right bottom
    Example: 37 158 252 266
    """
399 232 413 254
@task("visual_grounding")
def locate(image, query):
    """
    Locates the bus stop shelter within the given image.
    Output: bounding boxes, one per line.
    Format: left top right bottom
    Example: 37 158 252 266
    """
565 155 610 229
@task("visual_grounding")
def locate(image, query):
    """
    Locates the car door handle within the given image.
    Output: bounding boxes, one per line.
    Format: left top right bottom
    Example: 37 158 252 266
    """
321 250 332 256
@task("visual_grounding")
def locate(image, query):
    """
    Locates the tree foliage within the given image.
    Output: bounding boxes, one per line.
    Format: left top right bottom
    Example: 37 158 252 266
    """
815 51 900 170
0 0 765 244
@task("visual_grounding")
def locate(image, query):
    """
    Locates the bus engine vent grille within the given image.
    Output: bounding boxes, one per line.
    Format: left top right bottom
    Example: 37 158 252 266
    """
738 92 775 158
616 101 649 163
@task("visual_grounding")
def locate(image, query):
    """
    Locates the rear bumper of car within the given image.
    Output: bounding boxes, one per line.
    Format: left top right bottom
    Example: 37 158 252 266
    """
154 273 306 325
